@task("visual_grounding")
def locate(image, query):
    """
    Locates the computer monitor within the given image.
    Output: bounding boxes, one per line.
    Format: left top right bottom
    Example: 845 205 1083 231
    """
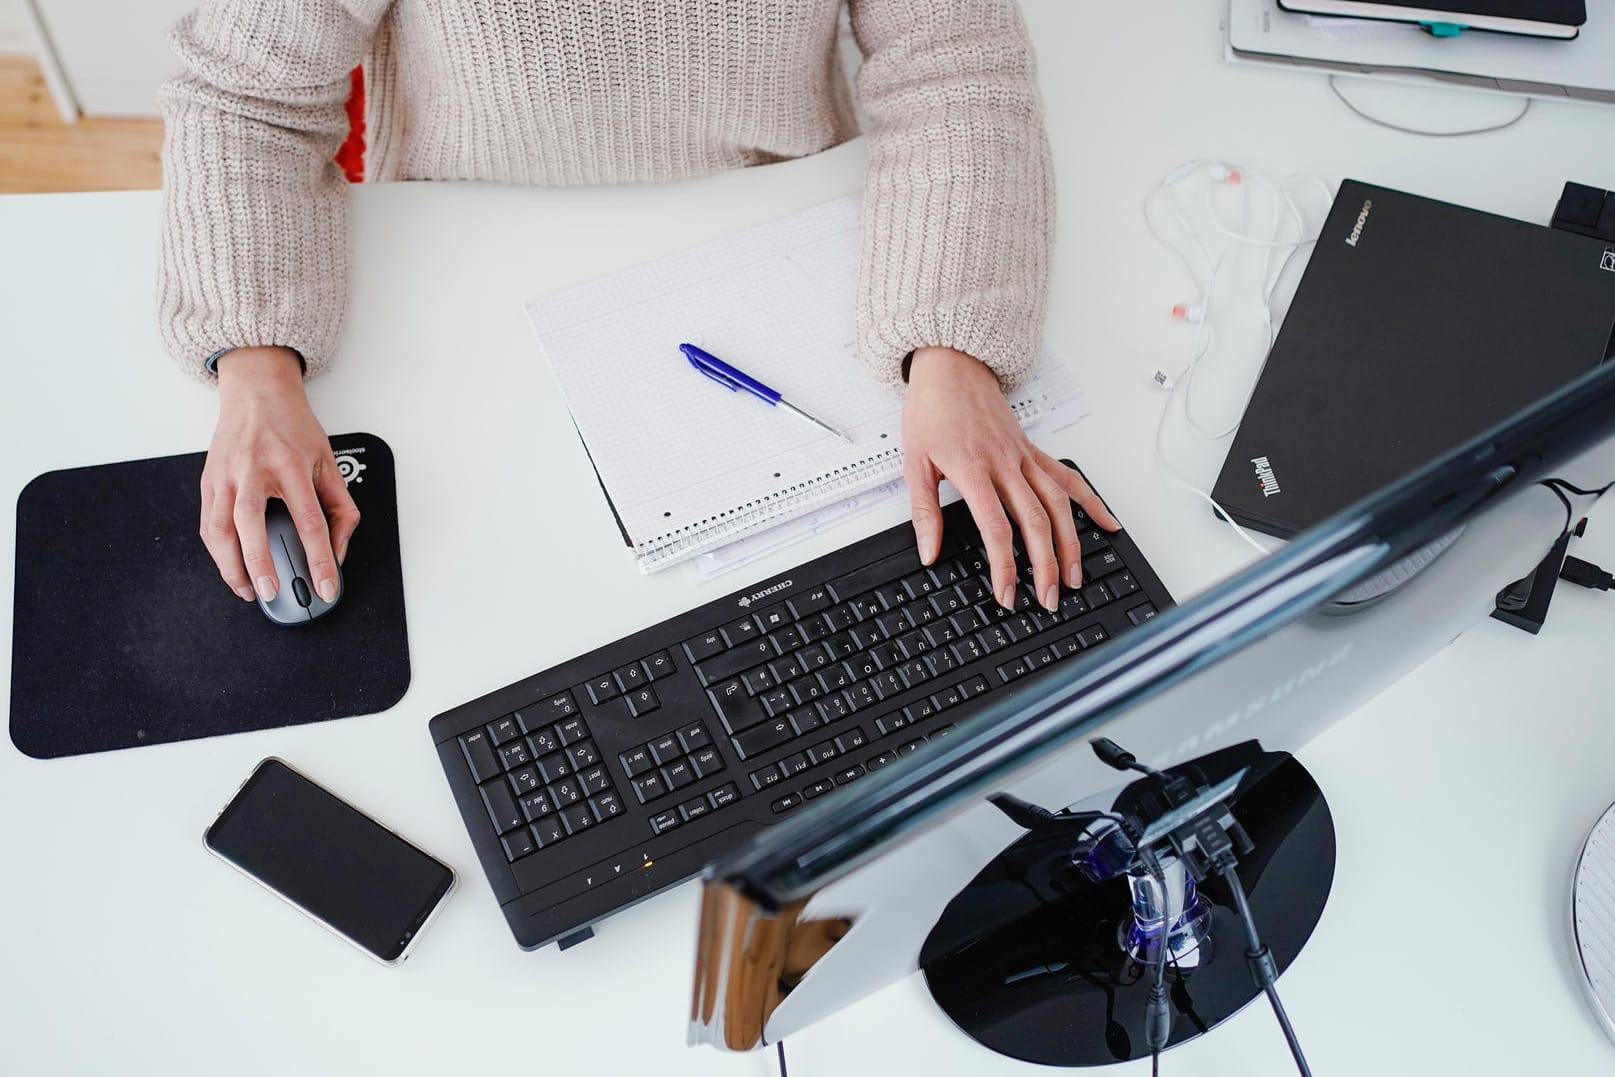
689 361 1615 1065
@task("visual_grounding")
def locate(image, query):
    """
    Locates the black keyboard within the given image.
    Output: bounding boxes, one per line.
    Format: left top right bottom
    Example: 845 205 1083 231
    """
430 488 1173 949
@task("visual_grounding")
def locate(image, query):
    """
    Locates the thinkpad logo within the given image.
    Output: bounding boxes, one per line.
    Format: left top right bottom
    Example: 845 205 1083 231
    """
739 579 793 608
1252 456 1281 498
1601 249 1615 273
1345 199 1372 247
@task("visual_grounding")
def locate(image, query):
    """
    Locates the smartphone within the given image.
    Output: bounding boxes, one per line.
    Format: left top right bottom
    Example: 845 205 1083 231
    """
204 758 455 965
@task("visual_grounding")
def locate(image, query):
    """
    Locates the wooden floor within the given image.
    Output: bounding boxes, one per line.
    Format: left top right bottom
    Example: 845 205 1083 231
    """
0 53 162 194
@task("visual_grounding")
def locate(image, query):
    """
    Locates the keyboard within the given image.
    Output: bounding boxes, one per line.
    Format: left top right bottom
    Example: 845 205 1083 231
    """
429 484 1173 949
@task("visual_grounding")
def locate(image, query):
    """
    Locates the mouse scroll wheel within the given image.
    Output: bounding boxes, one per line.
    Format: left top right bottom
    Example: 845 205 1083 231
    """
292 577 313 608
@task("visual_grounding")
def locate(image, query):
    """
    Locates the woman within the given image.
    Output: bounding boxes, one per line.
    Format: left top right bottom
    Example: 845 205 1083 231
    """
158 0 1116 616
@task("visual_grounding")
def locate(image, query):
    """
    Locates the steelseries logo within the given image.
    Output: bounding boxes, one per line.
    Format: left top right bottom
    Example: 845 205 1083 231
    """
737 579 793 608
1252 456 1281 498
1345 199 1373 247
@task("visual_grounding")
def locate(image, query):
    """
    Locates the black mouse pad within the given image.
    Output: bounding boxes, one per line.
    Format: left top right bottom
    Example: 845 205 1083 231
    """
10 432 409 759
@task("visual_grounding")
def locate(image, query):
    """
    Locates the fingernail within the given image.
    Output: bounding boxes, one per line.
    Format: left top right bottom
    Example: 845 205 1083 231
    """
1044 584 1059 612
235 586 255 602
1067 564 1082 588
1000 583 1016 610
918 531 938 565
318 579 338 602
255 575 277 599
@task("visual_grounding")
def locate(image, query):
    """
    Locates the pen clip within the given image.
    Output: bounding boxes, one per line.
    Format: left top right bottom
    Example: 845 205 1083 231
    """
691 358 741 392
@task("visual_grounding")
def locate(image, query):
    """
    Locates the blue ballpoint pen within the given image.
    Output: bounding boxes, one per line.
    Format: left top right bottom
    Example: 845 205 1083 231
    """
679 343 852 444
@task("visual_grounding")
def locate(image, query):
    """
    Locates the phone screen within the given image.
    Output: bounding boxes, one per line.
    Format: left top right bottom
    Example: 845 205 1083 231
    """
205 759 454 962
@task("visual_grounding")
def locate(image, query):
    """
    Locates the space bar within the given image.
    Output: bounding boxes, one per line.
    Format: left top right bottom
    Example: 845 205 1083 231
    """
828 550 924 602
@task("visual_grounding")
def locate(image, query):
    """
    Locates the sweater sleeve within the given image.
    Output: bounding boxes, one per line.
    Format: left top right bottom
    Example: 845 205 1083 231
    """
156 0 390 382
847 0 1055 391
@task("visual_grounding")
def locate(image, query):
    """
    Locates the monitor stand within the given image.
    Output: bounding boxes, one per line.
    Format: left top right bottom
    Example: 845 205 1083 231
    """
919 745 1333 1067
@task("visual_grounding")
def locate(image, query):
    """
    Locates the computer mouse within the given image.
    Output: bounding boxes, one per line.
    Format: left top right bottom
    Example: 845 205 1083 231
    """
257 499 342 626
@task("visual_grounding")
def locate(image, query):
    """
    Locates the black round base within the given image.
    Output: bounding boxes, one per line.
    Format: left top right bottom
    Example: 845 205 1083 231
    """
920 748 1333 1067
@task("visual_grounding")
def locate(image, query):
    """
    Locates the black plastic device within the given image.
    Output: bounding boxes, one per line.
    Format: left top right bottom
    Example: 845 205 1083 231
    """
205 758 456 964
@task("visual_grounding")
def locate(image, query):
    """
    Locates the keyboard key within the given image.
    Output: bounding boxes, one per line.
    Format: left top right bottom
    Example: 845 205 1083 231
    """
1051 636 1082 658
733 717 793 760
684 631 726 663
980 624 1014 652
931 723 958 740
624 686 660 718
788 587 833 619
1084 548 1124 579
1004 613 1039 642
497 740 531 771
789 707 824 736
931 684 964 710
619 745 654 777
870 640 907 669
509 765 542 794
753 602 792 633
556 717 588 745
898 658 932 689
771 793 804 814
844 682 878 711
700 638 777 683
525 691 578 728
531 816 567 847
661 758 696 790
1075 624 1110 648
1127 603 1159 626
773 624 803 650
677 722 712 752
770 653 806 683
689 746 725 778
631 772 667 803
949 637 986 666
926 647 962 677
875 713 909 737
867 750 900 771
560 803 594 835
834 764 867 785
904 698 937 723
480 780 525 834
818 694 852 722
823 632 859 659
707 783 742 810
818 664 856 693
799 616 832 643
579 765 612 796
585 674 620 704
679 796 712 823
648 733 682 765
1030 607 1062 632
649 810 681 835
779 751 811 777
487 716 520 746
589 791 624 822
1029 647 1057 670
643 650 676 679
460 730 501 783
519 789 554 820
720 615 762 646
922 620 959 647
1058 591 1089 621
742 666 775 694
848 623 885 651
566 739 601 770
929 590 966 617
527 727 562 756
535 752 573 783
961 675 991 698
1083 581 1114 610
802 778 836 799
873 581 908 611
502 829 538 862
806 740 840 766
958 576 991 604
750 766 785 791
871 671 905 699
997 657 1031 683
1079 527 1111 551
898 739 925 755
824 604 858 631
796 643 834 671
835 726 869 753
1108 571 1140 598
788 676 826 705
709 683 768 734
549 777 584 806
760 687 793 717
614 663 649 692
829 551 922 605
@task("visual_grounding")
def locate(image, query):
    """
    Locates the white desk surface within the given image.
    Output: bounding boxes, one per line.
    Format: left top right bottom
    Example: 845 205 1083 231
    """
6 3 1615 1074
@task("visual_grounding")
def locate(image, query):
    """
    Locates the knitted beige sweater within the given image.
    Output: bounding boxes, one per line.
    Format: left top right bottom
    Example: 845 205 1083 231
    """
157 0 1053 389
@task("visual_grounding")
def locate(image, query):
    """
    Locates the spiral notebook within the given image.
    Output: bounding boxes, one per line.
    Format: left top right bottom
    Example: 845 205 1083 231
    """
526 196 1077 573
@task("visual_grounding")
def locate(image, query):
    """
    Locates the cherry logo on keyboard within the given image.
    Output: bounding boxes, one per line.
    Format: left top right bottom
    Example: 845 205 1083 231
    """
737 579 793 608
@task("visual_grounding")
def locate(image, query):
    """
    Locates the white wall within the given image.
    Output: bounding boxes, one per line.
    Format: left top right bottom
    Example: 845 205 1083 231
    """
0 0 36 53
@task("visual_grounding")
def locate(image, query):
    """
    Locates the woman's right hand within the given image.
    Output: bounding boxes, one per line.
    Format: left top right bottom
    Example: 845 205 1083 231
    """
201 346 360 603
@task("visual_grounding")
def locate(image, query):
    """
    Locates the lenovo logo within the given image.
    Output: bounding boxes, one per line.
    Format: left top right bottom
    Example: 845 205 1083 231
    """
1345 199 1372 247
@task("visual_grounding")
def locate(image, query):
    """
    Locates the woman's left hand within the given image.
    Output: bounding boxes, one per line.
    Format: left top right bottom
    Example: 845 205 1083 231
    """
901 346 1119 615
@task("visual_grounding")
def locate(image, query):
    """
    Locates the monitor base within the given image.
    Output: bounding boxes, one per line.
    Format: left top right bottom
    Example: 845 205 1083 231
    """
920 748 1333 1067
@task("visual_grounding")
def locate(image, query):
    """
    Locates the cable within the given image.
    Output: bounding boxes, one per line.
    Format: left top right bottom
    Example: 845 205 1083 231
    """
1560 556 1615 592
776 1039 788 1077
1328 75 1532 137
1218 861 1312 1077
1143 854 1174 1075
